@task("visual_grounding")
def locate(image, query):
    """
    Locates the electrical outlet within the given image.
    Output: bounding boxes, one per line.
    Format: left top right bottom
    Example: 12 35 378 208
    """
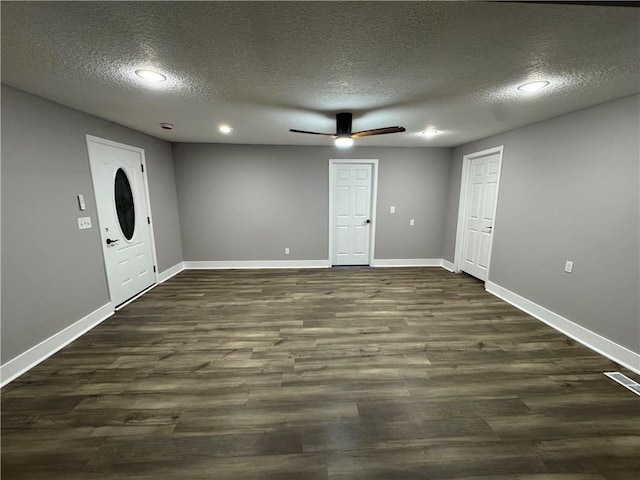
284 247 290 255
390 206 395 214
564 261 574 273
77 217 92 230
409 219 415 226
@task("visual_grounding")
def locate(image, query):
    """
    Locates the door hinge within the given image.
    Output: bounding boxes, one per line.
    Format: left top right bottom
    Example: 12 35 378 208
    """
153 265 157 273
141 163 144 172
147 216 151 224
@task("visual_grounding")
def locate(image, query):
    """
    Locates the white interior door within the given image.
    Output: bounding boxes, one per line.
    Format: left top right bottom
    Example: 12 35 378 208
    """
87 136 156 307
331 162 374 266
460 151 502 280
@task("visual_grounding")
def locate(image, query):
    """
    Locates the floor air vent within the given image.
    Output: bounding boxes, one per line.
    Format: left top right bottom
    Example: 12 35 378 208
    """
604 372 640 396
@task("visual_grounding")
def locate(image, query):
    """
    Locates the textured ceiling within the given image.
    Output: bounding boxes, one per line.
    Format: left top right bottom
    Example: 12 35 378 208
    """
2 1 638 147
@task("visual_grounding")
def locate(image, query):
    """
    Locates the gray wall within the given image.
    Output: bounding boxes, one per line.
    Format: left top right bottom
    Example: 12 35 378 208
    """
1 84 183 363
445 94 640 353
172 144 452 262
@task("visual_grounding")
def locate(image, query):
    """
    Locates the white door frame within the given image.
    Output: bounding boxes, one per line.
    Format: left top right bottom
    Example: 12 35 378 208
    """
328 159 379 266
86 135 159 307
453 146 504 278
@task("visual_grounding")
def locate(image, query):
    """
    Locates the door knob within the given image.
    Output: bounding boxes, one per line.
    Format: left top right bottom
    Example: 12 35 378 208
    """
365 219 371 224
106 238 119 245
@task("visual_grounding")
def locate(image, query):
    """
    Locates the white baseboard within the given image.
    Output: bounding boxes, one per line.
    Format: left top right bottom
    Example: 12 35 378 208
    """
0 303 114 387
184 259 455 270
183 260 331 269
486 281 640 375
0 259 462 388
158 261 185 283
441 259 455 272
371 258 444 268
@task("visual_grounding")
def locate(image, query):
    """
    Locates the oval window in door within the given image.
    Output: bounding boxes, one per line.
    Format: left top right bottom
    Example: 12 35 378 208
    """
114 168 135 240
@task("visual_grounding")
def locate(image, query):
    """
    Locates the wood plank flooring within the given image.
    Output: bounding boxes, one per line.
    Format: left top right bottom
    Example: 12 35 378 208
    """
2 267 639 479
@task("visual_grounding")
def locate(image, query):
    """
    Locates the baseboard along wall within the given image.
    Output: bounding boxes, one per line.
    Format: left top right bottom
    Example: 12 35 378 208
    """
0 261 185 387
2 260 637 386
0 303 114 387
183 260 331 269
157 261 185 283
485 281 640 375
441 260 455 272
370 258 444 268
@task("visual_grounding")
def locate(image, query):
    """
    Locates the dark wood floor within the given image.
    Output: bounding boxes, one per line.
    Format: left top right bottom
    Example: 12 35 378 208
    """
1 267 638 479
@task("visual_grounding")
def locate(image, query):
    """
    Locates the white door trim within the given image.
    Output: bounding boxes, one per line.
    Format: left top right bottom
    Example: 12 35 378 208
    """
86 135 159 307
328 159 379 266
453 146 504 278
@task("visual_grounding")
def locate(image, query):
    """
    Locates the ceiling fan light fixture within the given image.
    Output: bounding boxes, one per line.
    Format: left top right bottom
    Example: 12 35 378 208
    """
335 136 354 148
290 112 404 145
517 80 550 93
135 69 166 82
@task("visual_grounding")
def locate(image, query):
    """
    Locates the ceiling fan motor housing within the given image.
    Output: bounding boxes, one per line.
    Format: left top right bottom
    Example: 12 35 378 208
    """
336 112 353 136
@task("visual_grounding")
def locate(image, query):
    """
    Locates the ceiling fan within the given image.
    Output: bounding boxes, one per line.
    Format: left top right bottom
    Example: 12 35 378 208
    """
290 112 406 147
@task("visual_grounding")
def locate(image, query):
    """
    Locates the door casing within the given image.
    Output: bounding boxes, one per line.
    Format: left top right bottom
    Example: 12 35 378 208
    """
328 159 379 266
86 135 159 309
453 146 504 279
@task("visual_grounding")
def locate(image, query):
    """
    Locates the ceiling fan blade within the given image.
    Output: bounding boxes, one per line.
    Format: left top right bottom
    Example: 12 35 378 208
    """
351 126 406 138
289 129 334 136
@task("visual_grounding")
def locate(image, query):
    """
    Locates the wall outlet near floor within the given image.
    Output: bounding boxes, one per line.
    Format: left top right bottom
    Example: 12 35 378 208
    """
284 247 290 255
564 260 574 273
409 218 415 226
77 217 92 230
390 206 396 214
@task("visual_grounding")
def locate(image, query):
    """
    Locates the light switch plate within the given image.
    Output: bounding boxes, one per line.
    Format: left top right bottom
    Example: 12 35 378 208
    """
564 260 573 273
409 219 415 226
78 217 92 230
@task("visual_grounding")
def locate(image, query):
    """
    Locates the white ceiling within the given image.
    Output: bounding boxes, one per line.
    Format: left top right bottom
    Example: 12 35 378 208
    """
2 1 638 147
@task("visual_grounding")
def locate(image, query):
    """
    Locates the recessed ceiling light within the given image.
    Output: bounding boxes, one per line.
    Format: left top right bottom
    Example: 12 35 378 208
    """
135 69 166 82
335 136 354 148
517 80 550 93
219 125 233 134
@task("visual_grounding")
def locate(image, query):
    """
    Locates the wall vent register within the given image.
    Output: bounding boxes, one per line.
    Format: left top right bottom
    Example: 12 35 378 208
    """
604 372 640 396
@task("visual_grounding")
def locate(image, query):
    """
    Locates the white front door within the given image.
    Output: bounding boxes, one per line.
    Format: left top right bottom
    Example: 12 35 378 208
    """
460 151 502 280
86 136 156 307
331 162 374 266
